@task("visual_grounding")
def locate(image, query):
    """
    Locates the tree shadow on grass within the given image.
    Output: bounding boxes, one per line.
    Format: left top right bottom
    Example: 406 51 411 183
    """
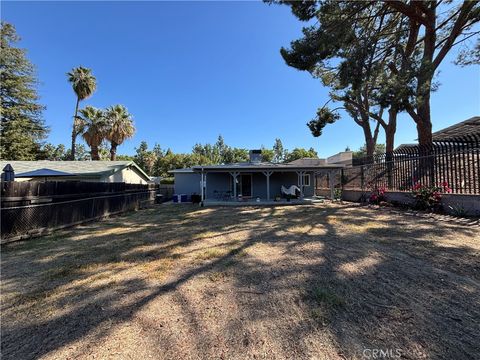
1 203 479 359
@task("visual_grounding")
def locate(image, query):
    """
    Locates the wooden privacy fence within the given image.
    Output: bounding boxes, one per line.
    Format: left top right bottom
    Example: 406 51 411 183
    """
317 135 480 194
1 181 158 243
157 185 174 201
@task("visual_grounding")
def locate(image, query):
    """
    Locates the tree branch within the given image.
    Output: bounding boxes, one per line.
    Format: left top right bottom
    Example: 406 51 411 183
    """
433 1 477 69
387 1 428 25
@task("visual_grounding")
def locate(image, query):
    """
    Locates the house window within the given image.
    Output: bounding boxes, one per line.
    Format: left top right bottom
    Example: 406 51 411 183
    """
299 174 310 187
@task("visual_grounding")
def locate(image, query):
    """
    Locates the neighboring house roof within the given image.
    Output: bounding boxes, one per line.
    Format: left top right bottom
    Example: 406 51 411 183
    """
287 158 326 166
432 116 480 141
16 168 75 178
0 161 150 182
170 168 195 174
394 143 418 150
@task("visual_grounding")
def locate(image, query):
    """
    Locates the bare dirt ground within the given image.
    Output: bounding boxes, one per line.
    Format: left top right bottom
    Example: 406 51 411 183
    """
1 203 479 360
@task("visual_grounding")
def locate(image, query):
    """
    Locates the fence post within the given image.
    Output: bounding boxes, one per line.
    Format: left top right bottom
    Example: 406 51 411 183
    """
341 169 344 193
360 166 365 191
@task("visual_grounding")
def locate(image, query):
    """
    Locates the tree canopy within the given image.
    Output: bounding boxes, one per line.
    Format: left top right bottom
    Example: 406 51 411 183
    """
0 22 48 160
104 105 135 160
271 0 480 149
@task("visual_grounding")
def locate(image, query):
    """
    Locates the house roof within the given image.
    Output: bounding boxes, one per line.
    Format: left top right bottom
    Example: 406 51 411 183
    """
170 161 344 173
171 168 195 173
16 168 75 178
287 158 327 166
432 116 480 141
0 161 150 181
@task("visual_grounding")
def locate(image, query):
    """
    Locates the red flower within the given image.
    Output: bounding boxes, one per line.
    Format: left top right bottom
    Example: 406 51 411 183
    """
413 183 422 191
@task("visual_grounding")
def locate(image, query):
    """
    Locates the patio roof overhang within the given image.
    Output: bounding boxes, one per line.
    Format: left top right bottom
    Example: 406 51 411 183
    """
189 163 345 173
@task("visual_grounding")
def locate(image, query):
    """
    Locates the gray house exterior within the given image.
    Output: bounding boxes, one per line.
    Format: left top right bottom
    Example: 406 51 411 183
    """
171 151 349 202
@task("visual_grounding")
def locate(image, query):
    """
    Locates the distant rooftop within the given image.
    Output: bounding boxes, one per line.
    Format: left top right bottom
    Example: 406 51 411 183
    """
16 168 75 178
432 116 480 141
287 158 326 166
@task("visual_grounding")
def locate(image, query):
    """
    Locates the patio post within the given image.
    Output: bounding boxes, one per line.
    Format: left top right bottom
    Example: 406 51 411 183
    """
204 172 207 200
200 170 205 201
296 171 305 199
262 171 273 200
329 170 335 199
229 171 239 199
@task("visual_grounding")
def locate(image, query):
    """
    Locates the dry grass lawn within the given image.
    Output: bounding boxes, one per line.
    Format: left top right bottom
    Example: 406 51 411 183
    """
1 203 479 359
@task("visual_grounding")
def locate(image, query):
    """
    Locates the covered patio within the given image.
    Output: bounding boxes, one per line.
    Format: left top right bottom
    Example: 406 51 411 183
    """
189 163 345 203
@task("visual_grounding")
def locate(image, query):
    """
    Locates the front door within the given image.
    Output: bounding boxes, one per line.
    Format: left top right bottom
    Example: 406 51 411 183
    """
241 174 252 197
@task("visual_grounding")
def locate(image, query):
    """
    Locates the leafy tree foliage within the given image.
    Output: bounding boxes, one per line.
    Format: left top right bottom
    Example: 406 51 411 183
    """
192 135 249 165
0 22 48 160
261 147 274 162
38 143 66 161
307 108 340 137
133 141 158 175
284 147 318 163
272 0 480 147
272 138 287 163
38 143 90 161
130 136 320 177
352 143 386 159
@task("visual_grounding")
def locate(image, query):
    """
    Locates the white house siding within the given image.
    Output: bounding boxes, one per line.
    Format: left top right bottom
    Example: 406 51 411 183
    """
106 167 149 184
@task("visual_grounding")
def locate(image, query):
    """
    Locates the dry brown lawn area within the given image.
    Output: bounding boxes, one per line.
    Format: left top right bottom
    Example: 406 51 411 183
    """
1 203 479 359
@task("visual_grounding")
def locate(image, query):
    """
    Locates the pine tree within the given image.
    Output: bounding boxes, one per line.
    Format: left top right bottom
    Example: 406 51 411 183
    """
0 22 47 160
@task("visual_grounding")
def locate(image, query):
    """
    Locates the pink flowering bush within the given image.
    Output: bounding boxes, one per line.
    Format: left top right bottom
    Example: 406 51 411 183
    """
369 186 387 204
411 181 451 210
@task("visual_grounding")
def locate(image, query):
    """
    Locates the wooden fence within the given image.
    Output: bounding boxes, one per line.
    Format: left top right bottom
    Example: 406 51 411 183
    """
1 181 158 243
157 185 174 201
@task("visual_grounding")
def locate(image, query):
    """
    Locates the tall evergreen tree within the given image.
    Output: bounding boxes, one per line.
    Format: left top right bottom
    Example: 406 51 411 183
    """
0 22 47 160
272 138 286 163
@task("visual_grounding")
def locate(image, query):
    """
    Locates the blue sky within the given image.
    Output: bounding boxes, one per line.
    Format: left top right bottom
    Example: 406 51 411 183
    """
2 1 479 158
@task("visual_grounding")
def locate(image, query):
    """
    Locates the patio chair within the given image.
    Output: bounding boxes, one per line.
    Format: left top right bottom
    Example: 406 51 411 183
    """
213 190 223 200
281 185 301 197
222 190 232 201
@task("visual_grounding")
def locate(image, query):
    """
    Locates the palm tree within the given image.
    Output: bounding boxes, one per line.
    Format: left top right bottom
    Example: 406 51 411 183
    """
67 66 97 160
76 106 107 160
104 105 135 160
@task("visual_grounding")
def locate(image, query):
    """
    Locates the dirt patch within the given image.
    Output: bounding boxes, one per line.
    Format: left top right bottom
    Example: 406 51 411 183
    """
1 203 479 359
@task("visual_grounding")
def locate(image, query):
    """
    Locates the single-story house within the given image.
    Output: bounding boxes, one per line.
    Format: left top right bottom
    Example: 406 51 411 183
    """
0 161 151 184
171 150 349 201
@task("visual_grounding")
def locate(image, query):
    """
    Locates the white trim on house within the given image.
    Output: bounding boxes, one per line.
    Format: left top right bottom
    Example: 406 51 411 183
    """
299 174 311 187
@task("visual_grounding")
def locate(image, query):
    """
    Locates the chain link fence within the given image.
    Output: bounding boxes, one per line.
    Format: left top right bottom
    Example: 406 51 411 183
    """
1 183 156 243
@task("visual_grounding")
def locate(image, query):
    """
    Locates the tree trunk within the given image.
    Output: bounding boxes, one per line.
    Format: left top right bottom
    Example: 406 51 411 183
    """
416 118 433 147
70 97 80 160
363 126 376 162
91 145 99 160
110 142 117 161
385 108 397 153
385 107 398 188
416 7 435 148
